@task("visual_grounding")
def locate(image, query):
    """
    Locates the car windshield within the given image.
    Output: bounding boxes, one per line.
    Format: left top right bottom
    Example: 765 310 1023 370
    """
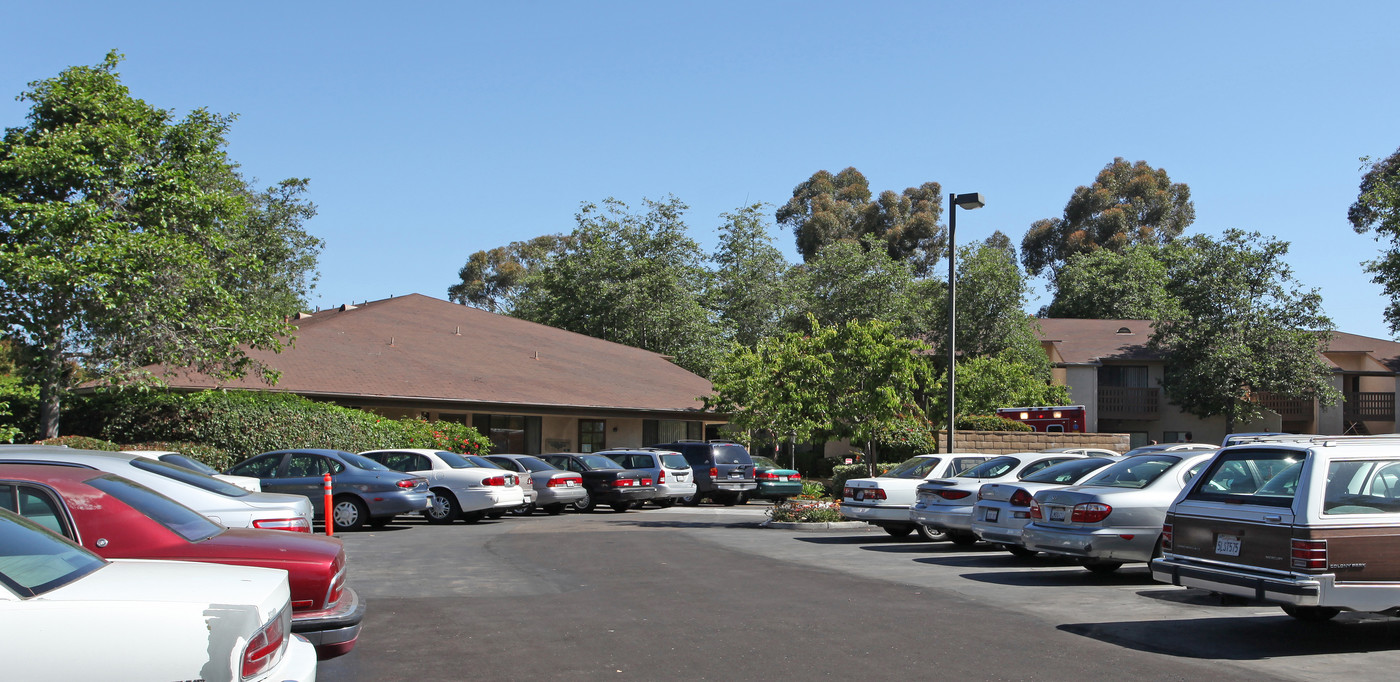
512 457 559 473
1084 455 1180 489
659 454 687 469
1186 447 1302 507
579 455 623 470
958 456 1018 479
882 457 942 479
89 475 223 542
1021 458 1113 484
0 509 106 598
157 454 221 476
752 456 779 469
464 455 504 469
341 452 391 471
713 445 750 465
435 451 479 469
128 458 251 498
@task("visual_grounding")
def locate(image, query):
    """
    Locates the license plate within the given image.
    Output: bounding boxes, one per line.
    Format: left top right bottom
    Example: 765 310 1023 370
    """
566 480 576 487
1049 507 1066 522
983 507 999 523
777 475 788 482
729 472 742 478
1215 534 1241 556
854 491 865 500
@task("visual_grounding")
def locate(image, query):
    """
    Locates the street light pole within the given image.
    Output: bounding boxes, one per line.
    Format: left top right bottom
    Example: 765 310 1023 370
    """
946 192 985 454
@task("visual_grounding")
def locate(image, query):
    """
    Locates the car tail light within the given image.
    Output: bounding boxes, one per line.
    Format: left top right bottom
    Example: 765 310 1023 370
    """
935 489 972 500
1161 523 1173 551
1292 538 1328 571
325 552 346 607
396 478 424 489
612 478 634 487
483 476 507 486
658 469 666 484
241 607 289 679
641 477 653 486
844 487 885 500
547 476 581 487
709 467 718 478
757 472 776 480
253 517 312 533
1071 503 1112 523
1029 500 1042 519
790 472 801 480
1009 489 1034 507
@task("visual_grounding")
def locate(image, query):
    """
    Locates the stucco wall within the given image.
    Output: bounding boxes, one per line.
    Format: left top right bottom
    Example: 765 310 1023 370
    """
936 430 1132 455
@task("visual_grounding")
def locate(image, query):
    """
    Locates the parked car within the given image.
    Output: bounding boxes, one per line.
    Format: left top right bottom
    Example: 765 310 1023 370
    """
455 453 536 516
359 449 525 524
840 454 993 540
0 463 363 658
1218 432 1292 447
654 440 756 505
749 455 803 502
599 448 697 507
1120 442 1218 457
486 454 586 515
1039 446 1121 458
1153 436 1400 622
0 508 318 681
537 453 657 512
969 457 1120 557
1021 450 1216 573
123 449 263 491
0 445 313 532
227 449 431 531
910 452 1092 545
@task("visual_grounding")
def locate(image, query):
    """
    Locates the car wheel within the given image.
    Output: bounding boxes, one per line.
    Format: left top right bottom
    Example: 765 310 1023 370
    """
461 510 485 524
1282 605 1341 622
543 503 566 515
654 498 675 508
610 503 631 513
721 493 739 506
681 492 701 506
948 531 979 547
572 491 594 512
883 525 914 538
332 496 369 532
1007 546 1038 559
368 516 391 529
1083 560 1124 574
510 503 535 516
425 489 460 524
914 524 947 542
486 510 505 519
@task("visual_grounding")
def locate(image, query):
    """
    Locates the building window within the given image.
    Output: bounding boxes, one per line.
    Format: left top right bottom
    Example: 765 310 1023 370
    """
643 420 703 445
579 420 606 453
1100 365 1149 388
472 415 542 454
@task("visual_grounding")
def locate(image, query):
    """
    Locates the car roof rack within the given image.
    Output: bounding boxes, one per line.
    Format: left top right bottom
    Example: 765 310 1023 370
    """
1228 434 1400 447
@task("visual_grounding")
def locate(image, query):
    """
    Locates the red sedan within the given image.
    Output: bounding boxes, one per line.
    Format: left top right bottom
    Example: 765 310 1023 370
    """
0 463 365 659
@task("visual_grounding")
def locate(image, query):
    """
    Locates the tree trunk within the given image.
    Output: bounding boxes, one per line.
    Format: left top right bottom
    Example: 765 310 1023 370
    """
37 336 65 439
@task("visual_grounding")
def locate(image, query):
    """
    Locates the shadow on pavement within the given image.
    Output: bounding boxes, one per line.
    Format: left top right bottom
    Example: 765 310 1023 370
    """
1058 614 1400 659
951 565 1157 587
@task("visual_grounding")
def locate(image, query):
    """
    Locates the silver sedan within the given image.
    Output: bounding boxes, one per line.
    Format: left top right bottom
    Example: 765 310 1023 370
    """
1020 451 1217 573
970 457 1119 557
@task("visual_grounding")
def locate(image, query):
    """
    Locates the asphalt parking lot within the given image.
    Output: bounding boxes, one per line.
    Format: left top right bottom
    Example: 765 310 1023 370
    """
321 504 1400 681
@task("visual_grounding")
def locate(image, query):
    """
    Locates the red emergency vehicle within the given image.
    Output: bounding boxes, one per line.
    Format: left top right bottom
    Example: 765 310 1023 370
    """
995 405 1087 432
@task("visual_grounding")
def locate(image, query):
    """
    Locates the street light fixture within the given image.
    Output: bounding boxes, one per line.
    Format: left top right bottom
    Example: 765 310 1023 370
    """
947 192 985 454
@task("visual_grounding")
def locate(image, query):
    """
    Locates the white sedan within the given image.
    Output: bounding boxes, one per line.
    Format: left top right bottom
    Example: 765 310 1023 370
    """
0 445 313 532
361 449 526 523
840 454 993 540
123 449 264 492
0 509 317 681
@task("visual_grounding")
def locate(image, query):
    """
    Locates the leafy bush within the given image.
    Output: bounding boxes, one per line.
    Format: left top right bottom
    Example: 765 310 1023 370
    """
957 414 1033 432
122 441 242 472
767 499 843 523
798 479 829 499
0 376 38 443
35 435 122 451
61 389 491 464
829 464 871 496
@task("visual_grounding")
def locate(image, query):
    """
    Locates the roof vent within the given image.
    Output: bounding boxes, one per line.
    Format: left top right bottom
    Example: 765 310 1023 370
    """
295 312 314 319
340 303 358 312
1116 327 1132 335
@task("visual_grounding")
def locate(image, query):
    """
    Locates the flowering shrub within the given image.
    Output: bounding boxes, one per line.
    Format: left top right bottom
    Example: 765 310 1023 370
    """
391 418 492 455
767 499 843 523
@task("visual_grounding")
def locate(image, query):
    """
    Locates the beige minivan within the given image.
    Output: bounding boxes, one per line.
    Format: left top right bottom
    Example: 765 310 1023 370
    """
1152 435 1400 622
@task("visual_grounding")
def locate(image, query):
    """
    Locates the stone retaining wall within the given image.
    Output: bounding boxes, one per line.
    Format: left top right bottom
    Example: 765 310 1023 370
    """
937 430 1131 454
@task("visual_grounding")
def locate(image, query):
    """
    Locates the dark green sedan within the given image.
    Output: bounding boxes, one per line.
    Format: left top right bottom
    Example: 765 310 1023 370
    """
749 456 803 502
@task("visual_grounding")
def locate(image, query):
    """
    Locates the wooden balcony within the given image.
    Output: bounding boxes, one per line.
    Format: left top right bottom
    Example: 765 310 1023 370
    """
1345 392 1396 422
1098 387 1159 420
1252 392 1313 420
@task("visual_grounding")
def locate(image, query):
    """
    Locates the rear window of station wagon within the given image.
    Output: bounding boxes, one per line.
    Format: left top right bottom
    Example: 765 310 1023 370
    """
1183 448 1302 507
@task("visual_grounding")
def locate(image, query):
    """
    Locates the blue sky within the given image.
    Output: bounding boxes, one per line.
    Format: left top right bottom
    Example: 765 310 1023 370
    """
5 2 1399 338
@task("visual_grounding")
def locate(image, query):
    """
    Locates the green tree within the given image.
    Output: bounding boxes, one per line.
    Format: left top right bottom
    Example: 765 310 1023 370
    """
1348 148 1400 336
707 317 935 472
448 234 567 313
952 351 1071 416
512 196 720 375
0 52 321 437
1022 158 1194 278
1043 245 1180 319
1150 230 1339 432
783 240 925 335
776 167 946 276
710 203 792 348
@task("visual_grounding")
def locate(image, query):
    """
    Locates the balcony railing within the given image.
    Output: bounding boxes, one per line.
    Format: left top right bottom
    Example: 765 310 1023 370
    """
1098 387 1159 420
1345 392 1396 422
1252 392 1313 420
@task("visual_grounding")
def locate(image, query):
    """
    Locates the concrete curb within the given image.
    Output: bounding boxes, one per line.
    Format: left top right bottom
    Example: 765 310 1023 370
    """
760 520 871 531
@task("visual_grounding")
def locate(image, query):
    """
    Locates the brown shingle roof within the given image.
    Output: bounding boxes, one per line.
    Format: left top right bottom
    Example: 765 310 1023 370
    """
159 294 715 415
1033 318 1163 364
